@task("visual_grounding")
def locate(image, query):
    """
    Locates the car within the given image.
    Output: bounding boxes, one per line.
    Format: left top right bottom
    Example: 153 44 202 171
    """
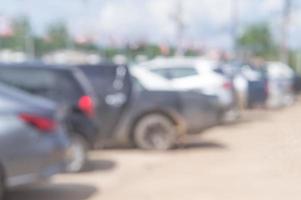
78 63 220 150
0 63 99 173
222 61 268 109
238 62 268 109
139 57 239 123
0 83 69 199
293 73 301 94
218 61 249 110
266 62 295 108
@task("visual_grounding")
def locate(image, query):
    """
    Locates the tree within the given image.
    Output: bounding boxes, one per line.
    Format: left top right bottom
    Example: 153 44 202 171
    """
45 21 72 51
74 42 99 52
0 16 33 52
237 23 277 59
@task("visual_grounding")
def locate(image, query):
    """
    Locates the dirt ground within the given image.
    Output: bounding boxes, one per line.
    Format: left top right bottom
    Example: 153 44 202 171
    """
7 102 301 200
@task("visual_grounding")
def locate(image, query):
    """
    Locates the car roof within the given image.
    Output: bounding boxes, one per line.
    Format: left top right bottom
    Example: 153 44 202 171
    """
77 61 118 68
76 62 126 72
0 61 77 71
139 57 218 70
0 61 124 71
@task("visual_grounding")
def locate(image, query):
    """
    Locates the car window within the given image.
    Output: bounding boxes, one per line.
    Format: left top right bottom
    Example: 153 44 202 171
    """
80 65 131 98
151 68 172 79
0 68 54 94
0 68 83 103
168 67 199 79
54 71 84 101
152 67 198 79
79 65 117 96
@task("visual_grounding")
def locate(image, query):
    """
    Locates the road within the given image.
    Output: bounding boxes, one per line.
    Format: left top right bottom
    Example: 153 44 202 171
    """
7 102 301 200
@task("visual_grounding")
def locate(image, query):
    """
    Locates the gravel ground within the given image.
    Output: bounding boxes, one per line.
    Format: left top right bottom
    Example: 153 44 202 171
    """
7 102 301 200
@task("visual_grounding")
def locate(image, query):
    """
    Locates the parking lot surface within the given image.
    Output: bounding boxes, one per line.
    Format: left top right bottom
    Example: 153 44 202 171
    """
7 102 301 200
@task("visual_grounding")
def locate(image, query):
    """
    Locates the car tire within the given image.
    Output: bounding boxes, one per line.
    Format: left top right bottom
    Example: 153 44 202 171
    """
133 114 177 150
66 134 88 173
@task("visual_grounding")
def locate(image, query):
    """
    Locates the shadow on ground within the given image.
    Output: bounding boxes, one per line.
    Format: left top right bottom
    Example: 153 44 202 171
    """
224 110 270 127
7 183 98 200
83 159 117 173
176 140 227 150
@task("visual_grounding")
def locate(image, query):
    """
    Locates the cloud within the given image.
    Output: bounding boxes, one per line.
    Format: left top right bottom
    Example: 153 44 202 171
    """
1 0 300 49
92 0 236 47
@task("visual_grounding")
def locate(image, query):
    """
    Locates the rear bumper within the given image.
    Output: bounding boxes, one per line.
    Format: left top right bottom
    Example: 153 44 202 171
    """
217 90 237 111
7 161 66 188
7 129 69 189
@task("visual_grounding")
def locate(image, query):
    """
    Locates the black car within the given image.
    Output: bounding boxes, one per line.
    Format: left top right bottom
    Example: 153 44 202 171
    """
0 63 99 172
78 63 220 150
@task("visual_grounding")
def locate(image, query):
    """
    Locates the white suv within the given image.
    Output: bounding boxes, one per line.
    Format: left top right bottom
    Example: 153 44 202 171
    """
140 57 239 122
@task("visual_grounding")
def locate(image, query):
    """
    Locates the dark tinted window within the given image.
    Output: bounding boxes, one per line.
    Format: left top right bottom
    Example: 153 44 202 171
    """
79 65 131 98
80 65 116 96
168 67 198 78
152 67 198 79
151 69 171 79
0 68 84 103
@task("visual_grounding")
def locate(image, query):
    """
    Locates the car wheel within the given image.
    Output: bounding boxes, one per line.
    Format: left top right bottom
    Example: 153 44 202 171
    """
133 114 177 150
66 134 88 173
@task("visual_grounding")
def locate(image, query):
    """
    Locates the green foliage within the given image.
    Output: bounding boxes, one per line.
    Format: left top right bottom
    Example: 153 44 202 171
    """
45 21 72 51
0 18 200 60
74 43 99 52
237 23 278 59
0 16 32 51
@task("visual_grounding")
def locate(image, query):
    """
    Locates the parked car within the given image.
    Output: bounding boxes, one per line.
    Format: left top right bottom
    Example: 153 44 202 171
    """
239 63 268 108
266 62 295 108
0 83 69 199
139 57 239 123
78 63 220 150
218 61 249 111
293 73 301 94
0 63 99 172
223 61 268 109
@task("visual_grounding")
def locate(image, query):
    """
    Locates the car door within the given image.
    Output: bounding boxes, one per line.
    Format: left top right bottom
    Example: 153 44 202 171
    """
179 90 218 132
151 67 218 132
80 65 132 137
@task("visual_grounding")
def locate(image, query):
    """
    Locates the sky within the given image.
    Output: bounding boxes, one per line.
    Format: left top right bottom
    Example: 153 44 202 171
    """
0 0 300 49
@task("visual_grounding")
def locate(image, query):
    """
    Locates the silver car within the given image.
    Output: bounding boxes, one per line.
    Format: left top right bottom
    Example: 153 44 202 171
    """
0 83 69 199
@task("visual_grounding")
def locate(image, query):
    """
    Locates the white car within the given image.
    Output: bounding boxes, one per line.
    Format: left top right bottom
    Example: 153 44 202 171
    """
130 67 174 91
139 57 239 122
266 62 295 108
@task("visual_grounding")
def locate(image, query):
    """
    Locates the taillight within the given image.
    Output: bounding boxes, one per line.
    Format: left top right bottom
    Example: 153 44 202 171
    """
19 113 56 133
223 82 232 90
78 96 95 117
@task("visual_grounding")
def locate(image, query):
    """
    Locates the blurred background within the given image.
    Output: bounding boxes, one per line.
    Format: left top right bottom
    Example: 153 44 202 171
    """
1 1 301 200
0 0 299 67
